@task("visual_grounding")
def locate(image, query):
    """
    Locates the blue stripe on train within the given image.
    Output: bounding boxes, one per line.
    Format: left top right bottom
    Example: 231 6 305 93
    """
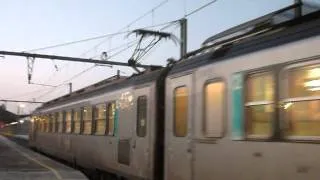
232 73 245 140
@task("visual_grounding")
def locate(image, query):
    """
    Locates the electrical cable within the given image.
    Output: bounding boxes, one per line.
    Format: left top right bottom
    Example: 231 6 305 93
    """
32 0 218 101
24 20 177 54
80 0 170 57
185 0 218 17
35 41 139 100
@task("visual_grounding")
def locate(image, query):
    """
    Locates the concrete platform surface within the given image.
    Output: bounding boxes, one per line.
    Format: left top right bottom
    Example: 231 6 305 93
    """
0 136 87 180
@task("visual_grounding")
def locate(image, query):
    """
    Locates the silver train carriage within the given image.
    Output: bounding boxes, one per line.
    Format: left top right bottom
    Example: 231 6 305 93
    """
30 6 320 180
30 68 169 180
164 8 320 180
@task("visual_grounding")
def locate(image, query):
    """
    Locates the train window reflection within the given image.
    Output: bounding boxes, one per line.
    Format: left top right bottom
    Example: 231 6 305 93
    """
287 66 320 98
65 111 72 133
49 114 55 132
204 81 224 137
284 100 320 136
174 86 188 137
94 104 106 135
107 102 116 136
246 72 274 102
245 72 274 137
73 109 81 134
82 106 93 135
43 115 50 132
57 112 63 133
246 105 273 135
137 96 147 137
283 65 320 137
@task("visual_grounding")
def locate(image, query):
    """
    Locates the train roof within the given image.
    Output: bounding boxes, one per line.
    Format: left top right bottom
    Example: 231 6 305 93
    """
38 67 167 110
169 5 320 75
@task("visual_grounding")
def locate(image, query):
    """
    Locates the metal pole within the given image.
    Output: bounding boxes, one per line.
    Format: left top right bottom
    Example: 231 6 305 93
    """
294 0 302 18
69 83 72 93
180 18 187 59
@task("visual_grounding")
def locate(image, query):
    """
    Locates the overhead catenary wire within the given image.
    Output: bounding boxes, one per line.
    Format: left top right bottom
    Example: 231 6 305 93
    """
42 39 139 84
23 0 216 54
185 0 218 17
36 20 179 100
24 20 178 54
32 0 219 101
80 0 170 57
34 41 140 101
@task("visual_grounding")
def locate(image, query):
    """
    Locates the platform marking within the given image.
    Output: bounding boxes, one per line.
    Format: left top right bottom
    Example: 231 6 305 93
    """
15 149 63 180
0 136 62 180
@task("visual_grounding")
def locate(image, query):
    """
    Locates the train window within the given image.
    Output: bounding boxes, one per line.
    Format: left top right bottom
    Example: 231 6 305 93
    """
57 112 64 133
107 102 116 136
204 81 224 137
49 114 55 132
94 104 106 135
82 106 93 135
47 114 52 132
245 72 274 137
174 86 188 137
137 96 147 137
73 109 81 134
53 112 59 132
44 115 50 132
283 65 320 136
37 116 43 132
65 111 72 133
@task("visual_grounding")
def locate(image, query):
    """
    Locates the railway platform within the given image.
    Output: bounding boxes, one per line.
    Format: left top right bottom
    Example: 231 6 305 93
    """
0 135 87 180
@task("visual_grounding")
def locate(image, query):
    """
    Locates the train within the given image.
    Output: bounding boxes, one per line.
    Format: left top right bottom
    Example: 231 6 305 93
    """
29 5 320 180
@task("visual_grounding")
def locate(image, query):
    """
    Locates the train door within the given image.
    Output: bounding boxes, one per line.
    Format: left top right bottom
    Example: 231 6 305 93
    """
117 90 135 167
131 86 151 178
165 74 193 180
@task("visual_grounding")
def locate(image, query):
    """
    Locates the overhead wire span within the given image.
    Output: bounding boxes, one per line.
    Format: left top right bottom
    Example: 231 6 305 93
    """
34 41 140 101
81 0 170 57
23 20 178 54
80 20 178 57
41 39 139 84
31 0 219 101
185 0 218 17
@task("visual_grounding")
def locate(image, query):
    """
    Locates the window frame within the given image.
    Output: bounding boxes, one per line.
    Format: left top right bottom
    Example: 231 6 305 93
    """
136 95 148 137
280 61 320 140
72 108 82 134
56 111 64 133
244 70 276 139
93 103 107 135
49 114 55 133
106 101 116 136
64 110 73 134
173 86 188 137
44 114 50 133
202 78 226 138
81 105 93 135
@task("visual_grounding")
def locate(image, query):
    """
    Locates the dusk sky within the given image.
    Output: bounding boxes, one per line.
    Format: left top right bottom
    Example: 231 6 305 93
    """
0 0 318 113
